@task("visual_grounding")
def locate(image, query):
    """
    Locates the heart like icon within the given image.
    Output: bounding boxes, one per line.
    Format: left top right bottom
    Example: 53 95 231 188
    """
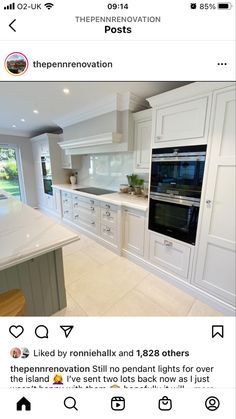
9 325 24 338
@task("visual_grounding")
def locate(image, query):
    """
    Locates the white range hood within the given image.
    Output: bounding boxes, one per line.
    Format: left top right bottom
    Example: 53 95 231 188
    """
58 132 130 155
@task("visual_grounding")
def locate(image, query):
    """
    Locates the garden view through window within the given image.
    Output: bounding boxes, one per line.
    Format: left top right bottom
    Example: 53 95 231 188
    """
0 146 21 200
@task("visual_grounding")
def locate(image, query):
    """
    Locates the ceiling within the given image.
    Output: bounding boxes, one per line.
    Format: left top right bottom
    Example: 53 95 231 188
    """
0 81 191 137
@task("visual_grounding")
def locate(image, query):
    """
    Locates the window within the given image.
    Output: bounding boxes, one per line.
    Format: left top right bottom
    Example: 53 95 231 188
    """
0 145 24 200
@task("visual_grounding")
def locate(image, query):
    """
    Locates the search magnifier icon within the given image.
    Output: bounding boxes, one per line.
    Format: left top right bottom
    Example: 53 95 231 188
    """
64 397 78 411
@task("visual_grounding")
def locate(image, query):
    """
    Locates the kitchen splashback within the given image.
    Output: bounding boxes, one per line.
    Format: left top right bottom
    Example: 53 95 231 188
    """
73 153 149 191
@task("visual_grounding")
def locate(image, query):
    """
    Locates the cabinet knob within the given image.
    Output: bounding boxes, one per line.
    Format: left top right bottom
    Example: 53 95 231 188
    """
106 211 111 216
90 206 95 211
164 239 173 247
91 221 95 225
206 199 212 206
105 204 110 209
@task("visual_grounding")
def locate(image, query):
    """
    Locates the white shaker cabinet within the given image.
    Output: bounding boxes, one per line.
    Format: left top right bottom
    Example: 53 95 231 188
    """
122 207 146 257
149 95 211 148
133 109 152 172
149 232 191 279
192 87 236 305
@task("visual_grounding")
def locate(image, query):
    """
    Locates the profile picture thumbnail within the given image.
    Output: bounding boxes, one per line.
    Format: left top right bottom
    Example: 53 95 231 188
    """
10 347 21 358
5 52 29 76
10 347 30 359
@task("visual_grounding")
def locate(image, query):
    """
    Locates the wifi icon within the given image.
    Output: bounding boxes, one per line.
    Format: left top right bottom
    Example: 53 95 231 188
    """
44 2 54 9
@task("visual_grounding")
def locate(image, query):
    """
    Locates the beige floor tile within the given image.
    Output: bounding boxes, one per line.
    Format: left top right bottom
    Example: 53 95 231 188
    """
187 300 223 316
63 234 94 256
63 250 100 284
67 262 147 315
103 290 171 316
136 273 195 316
53 292 87 316
81 242 119 265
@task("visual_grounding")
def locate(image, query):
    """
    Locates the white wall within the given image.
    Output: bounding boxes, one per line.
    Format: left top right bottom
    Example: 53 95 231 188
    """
0 134 37 207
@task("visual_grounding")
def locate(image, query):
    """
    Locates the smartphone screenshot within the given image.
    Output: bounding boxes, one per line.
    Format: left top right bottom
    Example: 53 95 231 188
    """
0 1 235 418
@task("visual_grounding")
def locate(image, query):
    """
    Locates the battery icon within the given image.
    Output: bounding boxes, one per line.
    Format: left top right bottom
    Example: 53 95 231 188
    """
217 3 232 8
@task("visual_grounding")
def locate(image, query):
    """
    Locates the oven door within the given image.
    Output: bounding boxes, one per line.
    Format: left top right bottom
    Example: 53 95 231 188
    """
148 195 199 245
150 156 205 200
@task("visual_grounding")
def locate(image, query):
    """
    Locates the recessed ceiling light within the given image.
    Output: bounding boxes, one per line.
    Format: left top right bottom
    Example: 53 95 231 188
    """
20 118 25 122
12 124 16 128
33 109 39 114
63 88 70 94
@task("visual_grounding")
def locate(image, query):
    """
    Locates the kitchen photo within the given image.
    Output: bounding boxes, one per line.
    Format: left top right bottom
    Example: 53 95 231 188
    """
0 81 235 317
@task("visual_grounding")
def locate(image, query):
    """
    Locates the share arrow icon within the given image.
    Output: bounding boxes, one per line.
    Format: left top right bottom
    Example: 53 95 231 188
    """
60 325 74 338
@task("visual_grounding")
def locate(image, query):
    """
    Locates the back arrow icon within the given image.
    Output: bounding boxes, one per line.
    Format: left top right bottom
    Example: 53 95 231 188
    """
9 19 16 32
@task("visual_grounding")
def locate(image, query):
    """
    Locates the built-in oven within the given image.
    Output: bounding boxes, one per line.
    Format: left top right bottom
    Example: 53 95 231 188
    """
149 195 199 245
148 145 207 245
41 156 53 195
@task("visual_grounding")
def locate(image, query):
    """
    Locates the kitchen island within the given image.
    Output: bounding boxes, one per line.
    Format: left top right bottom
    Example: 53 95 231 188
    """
0 192 79 316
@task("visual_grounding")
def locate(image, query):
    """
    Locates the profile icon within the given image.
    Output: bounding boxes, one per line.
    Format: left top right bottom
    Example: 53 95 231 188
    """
21 348 30 359
5 52 28 76
10 347 21 358
53 374 63 385
205 396 220 411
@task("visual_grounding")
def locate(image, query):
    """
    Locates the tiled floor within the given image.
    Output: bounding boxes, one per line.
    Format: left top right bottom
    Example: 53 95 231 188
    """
54 232 223 317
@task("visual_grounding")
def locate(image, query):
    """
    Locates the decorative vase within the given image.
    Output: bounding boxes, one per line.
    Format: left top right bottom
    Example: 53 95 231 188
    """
70 175 76 185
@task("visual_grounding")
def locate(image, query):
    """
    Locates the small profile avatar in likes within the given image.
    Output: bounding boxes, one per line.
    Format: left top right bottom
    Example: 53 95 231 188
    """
10 347 21 359
5 52 28 76
10 347 30 359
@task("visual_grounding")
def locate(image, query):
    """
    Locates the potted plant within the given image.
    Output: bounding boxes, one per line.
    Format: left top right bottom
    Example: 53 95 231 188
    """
126 174 144 195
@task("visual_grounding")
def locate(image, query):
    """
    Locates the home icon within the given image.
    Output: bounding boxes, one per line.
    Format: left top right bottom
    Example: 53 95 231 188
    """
16 397 31 411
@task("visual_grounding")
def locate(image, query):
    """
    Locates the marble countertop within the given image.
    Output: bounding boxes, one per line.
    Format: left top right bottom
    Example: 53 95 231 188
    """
0 191 79 271
53 184 149 211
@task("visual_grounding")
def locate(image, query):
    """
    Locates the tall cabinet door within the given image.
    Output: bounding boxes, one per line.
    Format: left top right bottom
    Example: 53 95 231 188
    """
193 87 235 306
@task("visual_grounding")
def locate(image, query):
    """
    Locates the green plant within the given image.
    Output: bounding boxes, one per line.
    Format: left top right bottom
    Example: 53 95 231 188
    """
4 161 18 180
127 174 144 187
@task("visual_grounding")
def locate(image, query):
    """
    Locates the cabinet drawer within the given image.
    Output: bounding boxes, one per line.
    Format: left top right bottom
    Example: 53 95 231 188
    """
63 208 72 220
154 97 208 144
149 233 191 278
74 205 100 219
76 195 99 206
101 208 117 225
77 215 98 234
62 191 72 200
62 192 72 209
100 223 117 245
100 201 117 212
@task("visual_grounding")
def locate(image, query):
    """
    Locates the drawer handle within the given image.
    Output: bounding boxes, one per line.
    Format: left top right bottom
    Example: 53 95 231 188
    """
74 214 79 218
164 240 173 247
90 206 95 211
106 211 111 216
105 204 110 209
104 227 111 232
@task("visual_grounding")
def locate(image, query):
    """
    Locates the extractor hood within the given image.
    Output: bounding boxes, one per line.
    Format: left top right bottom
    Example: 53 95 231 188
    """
58 132 128 155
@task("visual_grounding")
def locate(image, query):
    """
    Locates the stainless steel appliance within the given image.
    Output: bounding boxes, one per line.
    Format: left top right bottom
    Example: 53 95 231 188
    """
41 156 52 195
148 145 207 245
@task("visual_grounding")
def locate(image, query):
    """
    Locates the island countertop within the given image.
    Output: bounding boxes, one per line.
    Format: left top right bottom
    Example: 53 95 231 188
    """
0 192 79 271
